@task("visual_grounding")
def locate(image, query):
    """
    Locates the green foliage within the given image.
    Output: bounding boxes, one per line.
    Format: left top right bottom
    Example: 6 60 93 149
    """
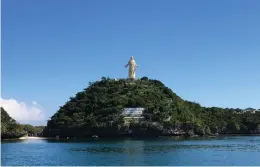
43 77 260 137
20 124 45 136
1 107 27 139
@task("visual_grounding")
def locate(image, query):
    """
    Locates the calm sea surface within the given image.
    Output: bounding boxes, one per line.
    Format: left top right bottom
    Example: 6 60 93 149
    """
1 136 260 166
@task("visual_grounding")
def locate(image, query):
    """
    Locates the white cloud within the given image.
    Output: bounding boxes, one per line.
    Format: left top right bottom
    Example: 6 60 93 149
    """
0 98 45 122
32 101 37 105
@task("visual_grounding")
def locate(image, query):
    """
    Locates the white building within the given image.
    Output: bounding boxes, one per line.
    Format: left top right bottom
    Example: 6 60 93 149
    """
122 108 145 119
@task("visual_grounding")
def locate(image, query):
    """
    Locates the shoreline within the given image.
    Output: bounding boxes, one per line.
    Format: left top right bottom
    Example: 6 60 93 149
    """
2 133 260 141
22 136 51 140
2 136 55 141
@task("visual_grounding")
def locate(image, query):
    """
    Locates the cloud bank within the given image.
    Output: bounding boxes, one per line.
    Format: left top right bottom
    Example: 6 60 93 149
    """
1 98 45 122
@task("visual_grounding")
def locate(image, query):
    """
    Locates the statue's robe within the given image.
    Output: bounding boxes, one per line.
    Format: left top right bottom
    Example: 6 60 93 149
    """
127 59 137 79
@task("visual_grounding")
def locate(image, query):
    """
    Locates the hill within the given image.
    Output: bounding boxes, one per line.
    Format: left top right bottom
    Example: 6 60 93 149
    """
43 77 260 138
1 107 27 139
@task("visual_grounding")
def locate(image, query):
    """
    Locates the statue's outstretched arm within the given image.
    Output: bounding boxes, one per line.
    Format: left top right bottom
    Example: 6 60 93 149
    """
125 63 129 68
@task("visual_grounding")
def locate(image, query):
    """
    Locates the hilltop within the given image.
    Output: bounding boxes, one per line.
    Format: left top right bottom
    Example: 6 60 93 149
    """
43 77 260 138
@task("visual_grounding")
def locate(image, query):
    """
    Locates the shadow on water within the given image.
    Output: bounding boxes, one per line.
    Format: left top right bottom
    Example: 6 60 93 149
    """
63 136 260 154
43 135 225 143
68 143 260 154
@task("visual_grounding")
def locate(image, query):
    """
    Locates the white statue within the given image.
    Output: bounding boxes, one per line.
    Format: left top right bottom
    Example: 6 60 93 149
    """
125 56 138 79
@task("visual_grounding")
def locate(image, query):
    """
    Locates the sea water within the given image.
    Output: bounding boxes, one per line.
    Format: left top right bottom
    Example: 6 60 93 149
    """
1 136 260 166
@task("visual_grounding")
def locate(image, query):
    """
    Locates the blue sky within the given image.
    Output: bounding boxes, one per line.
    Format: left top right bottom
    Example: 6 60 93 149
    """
2 0 260 125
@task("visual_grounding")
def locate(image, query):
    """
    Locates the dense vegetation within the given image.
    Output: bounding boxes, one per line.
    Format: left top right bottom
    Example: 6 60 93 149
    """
43 77 260 138
20 124 45 136
1 107 27 139
1 107 45 139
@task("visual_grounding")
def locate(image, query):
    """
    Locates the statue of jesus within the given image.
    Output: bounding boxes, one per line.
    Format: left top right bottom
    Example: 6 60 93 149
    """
125 56 138 79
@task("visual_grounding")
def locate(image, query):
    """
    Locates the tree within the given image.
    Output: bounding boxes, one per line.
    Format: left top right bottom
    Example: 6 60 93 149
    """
1 107 27 139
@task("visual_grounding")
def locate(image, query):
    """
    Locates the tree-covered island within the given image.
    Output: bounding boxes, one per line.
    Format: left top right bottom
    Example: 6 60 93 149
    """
42 77 260 138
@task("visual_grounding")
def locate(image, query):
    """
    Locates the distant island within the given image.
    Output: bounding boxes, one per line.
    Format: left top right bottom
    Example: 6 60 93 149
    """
41 76 260 138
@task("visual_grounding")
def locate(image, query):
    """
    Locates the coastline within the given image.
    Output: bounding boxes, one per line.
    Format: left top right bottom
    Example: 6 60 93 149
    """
2 133 260 141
